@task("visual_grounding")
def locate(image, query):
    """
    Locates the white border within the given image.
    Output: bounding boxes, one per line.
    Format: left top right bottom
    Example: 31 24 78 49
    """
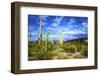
20 6 95 70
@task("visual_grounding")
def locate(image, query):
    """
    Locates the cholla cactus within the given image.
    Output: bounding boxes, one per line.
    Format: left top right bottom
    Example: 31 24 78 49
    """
59 31 64 46
45 30 49 51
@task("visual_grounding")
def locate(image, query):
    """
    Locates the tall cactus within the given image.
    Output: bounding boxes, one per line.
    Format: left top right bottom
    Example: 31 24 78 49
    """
29 32 32 42
52 33 54 45
38 16 42 46
59 31 64 46
45 30 49 51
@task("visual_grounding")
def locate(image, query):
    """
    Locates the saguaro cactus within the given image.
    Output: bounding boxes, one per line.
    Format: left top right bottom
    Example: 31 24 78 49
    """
45 30 49 51
29 32 32 42
59 31 64 46
52 33 54 45
38 16 42 45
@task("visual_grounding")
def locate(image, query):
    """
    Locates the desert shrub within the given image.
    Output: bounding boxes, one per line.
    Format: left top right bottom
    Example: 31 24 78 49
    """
36 46 49 60
28 46 40 59
35 45 62 60
28 42 34 48
83 39 88 44
42 48 64 59
28 44 37 56
67 45 77 53
63 46 69 52
37 50 58 60
28 49 33 56
34 46 47 60
52 48 64 54
80 45 88 57
47 42 53 51
77 44 82 52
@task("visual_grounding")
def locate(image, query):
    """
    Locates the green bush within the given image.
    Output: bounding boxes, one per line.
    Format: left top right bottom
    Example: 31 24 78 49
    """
52 48 64 55
62 44 69 51
80 46 88 57
77 44 81 52
67 45 77 53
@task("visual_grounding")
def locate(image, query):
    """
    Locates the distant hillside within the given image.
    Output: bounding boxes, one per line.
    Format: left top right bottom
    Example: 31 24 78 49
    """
64 38 88 43
29 38 88 43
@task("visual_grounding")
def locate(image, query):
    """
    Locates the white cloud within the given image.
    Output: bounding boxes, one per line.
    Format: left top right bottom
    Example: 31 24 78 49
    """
46 24 87 41
63 34 77 41
81 22 88 32
54 17 64 24
82 22 87 26
51 16 64 27
67 18 76 25
63 30 86 35
51 23 59 27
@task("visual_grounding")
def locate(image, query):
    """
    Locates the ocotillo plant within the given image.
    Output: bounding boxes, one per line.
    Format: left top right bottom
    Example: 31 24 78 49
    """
59 31 64 46
45 30 49 51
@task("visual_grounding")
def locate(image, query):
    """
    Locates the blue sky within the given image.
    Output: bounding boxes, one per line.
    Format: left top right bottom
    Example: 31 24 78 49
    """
28 15 88 42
